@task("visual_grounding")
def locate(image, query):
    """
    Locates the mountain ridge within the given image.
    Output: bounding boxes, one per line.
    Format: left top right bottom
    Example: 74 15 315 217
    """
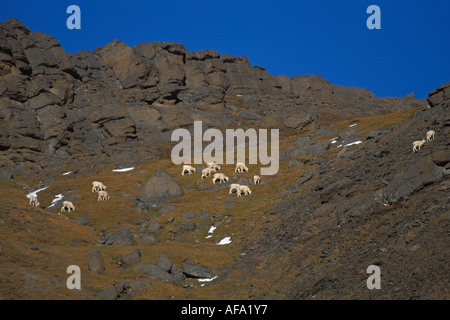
0 18 448 300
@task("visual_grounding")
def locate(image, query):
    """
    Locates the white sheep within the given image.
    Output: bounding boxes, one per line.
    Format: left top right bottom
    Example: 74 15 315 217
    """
212 173 229 184
237 185 252 197
426 130 435 142
207 161 221 171
97 190 110 202
201 167 216 179
229 183 241 194
235 162 249 173
412 139 426 152
92 181 107 193
60 201 75 213
29 195 40 207
182 165 196 175
253 175 261 185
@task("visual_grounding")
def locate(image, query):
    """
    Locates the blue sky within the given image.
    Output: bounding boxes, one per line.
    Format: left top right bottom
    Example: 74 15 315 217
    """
1 0 449 99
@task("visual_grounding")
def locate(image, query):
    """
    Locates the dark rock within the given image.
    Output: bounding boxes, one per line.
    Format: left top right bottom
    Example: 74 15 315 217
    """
288 159 305 169
97 286 117 300
427 82 450 108
205 182 231 191
147 221 161 233
156 254 173 272
88 251 105 274
198 211 210 221
178 87 225 108
181 261 215 279
0 170 14 181
159 204 176 214
142 233 157 244
177 220 197 231
119 249 141 267
225 198 237 210
105 227 135 246
170 265 186 282
64 193 83 202
138 169 184 208
124 280 152 297
283 112 316 130
383 158 445 204
182 211 196 219
297 172 313 186
431 148 450 167
73 214 90 226
133 262 176 283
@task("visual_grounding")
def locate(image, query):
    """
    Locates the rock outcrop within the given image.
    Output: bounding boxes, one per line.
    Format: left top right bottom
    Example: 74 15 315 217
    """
138 169 184 209
0 18 427 179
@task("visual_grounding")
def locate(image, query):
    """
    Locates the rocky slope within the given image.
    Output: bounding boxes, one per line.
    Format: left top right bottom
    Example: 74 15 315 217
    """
0 18 425 181
0 18 448 300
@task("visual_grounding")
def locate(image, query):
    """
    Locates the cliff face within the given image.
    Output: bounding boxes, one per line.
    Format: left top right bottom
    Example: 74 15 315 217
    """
0 18 425 179
0 18 448 301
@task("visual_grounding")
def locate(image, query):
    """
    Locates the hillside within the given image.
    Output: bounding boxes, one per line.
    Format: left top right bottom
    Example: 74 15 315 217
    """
0 18 448 300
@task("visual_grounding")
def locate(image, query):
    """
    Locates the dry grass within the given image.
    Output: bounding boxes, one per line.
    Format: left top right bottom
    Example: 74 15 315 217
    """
0 105 422 299
332 107 420 136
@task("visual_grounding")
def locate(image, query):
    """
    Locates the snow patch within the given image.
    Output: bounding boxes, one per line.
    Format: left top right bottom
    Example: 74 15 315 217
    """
62 171 72 176
198 276 218 283
26 186 48 199
47 194 64 208
348 123 358 127
112 167 134 172
208 226 216 234
344 140 362 147
217 237 231 245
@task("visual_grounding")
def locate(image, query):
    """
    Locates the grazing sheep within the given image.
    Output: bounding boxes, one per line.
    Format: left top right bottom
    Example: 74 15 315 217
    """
253 175 261 185
182 165 196 175
97 190 110 202
60 201 75 213
426 130 435 142
237 185 252 197
29 195 40 207
207 161 221 171
212 173 229 184
412 139 426 152
92 181 107 193
201 167 216 179
235 162 249 173
229 183 241 194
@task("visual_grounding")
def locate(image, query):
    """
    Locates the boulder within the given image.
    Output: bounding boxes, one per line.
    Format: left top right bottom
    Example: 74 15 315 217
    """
105 227 135 246
283 113 315 130
156 254 173 272
181 261 215 278
133 262 176 283
88 251 105 274
138 169 184 208
119 249 141 267
147 221 161 233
